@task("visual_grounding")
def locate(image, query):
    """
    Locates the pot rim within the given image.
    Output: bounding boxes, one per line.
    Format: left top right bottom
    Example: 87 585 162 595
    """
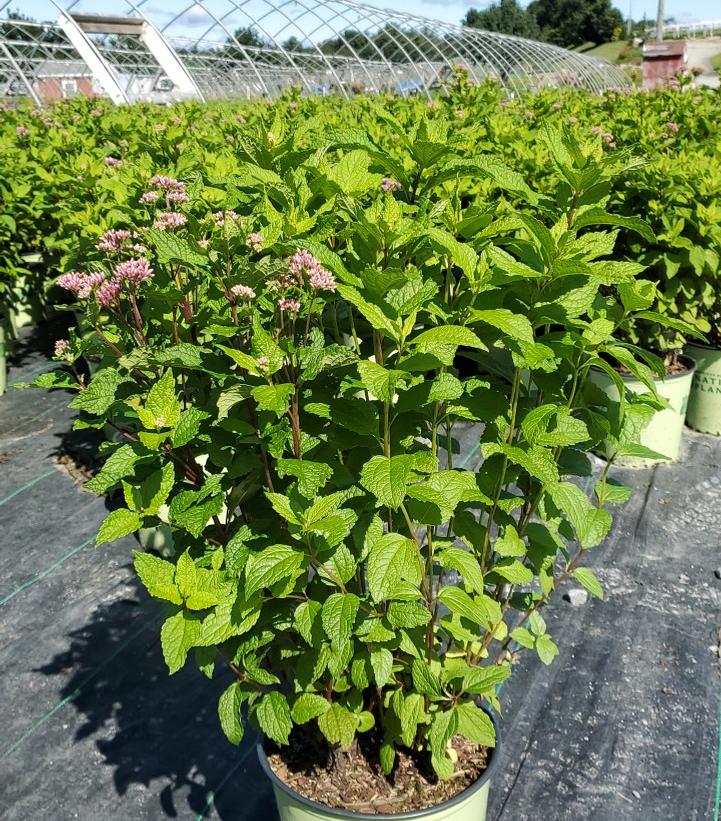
256 705 502 820
685 341 721 354
591 353 696 383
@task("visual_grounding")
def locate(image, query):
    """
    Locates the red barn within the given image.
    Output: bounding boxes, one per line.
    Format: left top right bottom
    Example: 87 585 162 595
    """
642 40 688 89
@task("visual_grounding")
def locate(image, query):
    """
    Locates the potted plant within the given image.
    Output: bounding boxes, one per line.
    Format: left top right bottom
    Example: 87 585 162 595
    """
32 124 660 819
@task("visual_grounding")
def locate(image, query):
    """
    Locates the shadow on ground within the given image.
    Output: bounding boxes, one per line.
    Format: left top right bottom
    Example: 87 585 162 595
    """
35 574 268 819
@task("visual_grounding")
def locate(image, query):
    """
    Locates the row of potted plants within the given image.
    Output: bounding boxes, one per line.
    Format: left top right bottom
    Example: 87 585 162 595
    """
20 112 688 819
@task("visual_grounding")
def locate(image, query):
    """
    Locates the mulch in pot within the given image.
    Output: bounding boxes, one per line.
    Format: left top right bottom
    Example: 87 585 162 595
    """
266 724 490 815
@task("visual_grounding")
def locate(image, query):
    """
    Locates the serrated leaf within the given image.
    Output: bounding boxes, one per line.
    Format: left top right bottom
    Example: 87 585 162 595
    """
438 587 494 627
547 482 612 549
455 703 495 747
463 665 511 694
317 703 357 750
276 459 332 499
370 647 393 687
160 610 200 674
85 443 149 495
245 544 304 598
469 308 534 343
251 383 294 418
367 533 422 602
412 325 485 353
357 360 407 402
171 407 209 447
294 600 323 646
133 551 182 604
70 369 126 415
256 691 292 744
218 681 245 745
175 550 197 599
574 567 604 599
360 454 416 509
96 508 142 545
437 547 484 593
321 592 360 646
291 693 331 724
535 633 559 665
411 658 442 700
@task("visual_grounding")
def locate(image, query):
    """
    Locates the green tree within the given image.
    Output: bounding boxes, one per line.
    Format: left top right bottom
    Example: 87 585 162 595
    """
527 0 623 47
464 0 541 40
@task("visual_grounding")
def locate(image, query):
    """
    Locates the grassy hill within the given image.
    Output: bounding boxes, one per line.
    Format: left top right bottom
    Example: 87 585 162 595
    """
576 41 642 65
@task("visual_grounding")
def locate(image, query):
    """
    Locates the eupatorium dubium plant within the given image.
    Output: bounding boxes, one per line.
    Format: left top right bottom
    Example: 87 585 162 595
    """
38 121 664 779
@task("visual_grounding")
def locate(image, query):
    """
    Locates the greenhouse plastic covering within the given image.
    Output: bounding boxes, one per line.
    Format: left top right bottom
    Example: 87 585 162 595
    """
0 0 628 105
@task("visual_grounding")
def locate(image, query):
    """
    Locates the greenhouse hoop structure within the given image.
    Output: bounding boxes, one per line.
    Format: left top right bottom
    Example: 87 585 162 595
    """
0 0 629 105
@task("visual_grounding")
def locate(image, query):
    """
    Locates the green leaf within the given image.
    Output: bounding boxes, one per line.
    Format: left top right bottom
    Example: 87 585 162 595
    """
469 308 534 343
171 407 209 447
336 284 397 338
426 226 478 281
547 482 612 549
160 610 200 674
370 647 394 687
411 658 442 700
455 703 495 747
438 587 493 627
463 665 511 694
256 691 292 744
133 551 182 604
399 693 425 747
218 681 245 745
493 525 526 558
387 601 432 628
96 508 142 545
535 634 559 665
360 454 416 509
437 547 484 593
321 592 360 646
251 383 294 418
357 360 407 402
70 369 126 415
276 459 332 499
573 208 655 243
291 693 331 724
317 703 357 750
141 370 181 430
412 325 485 354
175 550 197 599
573 567 604 599
245 544 304 598
265 492 301 525
148 228 209 265
367 533 422 602
85 443 149 495
294 600 323 646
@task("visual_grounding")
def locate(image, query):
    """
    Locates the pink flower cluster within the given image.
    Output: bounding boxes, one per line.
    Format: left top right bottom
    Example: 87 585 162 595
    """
97 229 132 253
104 156 121 167
278 297 301 313
665 121 680 133
97 279 122 308
231 284 256 300
16 126 30 137
381 178 401 193
57 271 105 300
288 249 336 292
54 339 71 359
214 210 239 226
114 258 154 285
246 232 263 252
154 212 187 231
142 175 189 205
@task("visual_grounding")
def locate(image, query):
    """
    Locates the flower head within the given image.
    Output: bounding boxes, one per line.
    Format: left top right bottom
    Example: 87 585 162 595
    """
214 210 239 226
97 229 132 253
665 121 680 133
97 279 122 308
149 175 185 193
381 177 401 193
139 191 159 204
551 102 563 111
256 356 269 370
153 212 187 231
166 189 189 204
54 339 72 360
16 126 30 137
104 156 121 167
57 271 88 297
113 257 154 285
278 297 301 313
591 125 603 135
231 284 256 300
246 232 263 252
568 116 578 124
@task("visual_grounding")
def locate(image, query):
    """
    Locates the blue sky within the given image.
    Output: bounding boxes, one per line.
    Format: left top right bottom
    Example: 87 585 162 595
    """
15 0 721 36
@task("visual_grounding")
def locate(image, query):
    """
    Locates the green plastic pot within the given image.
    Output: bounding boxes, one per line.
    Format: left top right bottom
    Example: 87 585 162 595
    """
10 275 42 333
685 342 721 436
137 524 176 558
257 708 501 821
589 355 696 468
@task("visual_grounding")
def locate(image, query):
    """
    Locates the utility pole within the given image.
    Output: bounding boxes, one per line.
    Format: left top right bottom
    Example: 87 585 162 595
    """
627 0 633 39
655 0 665 40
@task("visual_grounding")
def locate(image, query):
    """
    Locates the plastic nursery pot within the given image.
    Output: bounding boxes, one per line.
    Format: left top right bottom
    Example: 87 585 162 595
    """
257 708 502 821
685 343 721 436
589 354 696 468
137 524 175 558
10 275 43 334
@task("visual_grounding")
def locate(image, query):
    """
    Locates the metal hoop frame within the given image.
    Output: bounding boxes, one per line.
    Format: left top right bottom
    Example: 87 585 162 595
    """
0 0 628 105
